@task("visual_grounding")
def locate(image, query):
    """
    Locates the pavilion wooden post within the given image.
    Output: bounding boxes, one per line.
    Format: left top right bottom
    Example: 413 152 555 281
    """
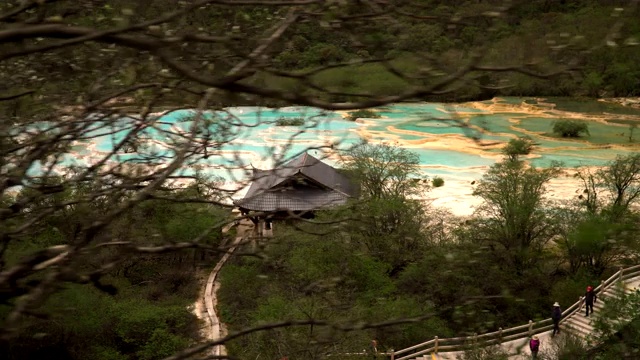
249 216 259 237
249 216 260 253
258 218 264 238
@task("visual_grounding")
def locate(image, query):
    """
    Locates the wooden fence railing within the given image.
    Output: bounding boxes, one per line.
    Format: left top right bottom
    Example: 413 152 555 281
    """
385 264 640 360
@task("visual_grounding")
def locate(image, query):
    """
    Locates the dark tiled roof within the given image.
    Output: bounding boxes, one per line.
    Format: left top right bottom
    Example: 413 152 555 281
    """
236 188 349 212
236 152 356 212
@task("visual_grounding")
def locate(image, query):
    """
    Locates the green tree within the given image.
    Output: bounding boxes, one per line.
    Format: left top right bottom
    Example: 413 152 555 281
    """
341 143 432 272
0 183 228 358
502 136 535 162
598 154 640 220
591 286 640 359
472 160 561 274
561 155 640 276
552 120 590 138
218 227 397 359
556 214 632 277
575 167 602 215
342 142 425 199
348 196 432 272
583 71 604 97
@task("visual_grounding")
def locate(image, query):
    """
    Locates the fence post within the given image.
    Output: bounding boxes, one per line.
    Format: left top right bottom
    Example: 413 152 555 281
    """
434 336 439 354
579 296 584 310
473 332 478 345
498 327 503 344
619 266 624 281
389 349 394 360
528 320 533 336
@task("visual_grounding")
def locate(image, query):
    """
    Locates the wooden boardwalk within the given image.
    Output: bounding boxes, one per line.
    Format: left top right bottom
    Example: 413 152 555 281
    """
433 278 640 360
391 266 640 360
202 218 273 356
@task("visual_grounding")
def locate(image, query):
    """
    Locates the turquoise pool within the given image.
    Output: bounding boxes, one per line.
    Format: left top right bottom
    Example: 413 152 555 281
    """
58 98 640 183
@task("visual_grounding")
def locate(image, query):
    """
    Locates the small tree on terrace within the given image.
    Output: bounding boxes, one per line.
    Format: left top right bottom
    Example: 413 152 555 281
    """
502 136 535 162
552 120 590 138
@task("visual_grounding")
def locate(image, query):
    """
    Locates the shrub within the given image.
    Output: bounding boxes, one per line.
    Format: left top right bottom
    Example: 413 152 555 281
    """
432 176 445 187
552 120 590 138
346 109 381 121
275 117 305 126
502 136 535 161
137 328 190 360
537 332 588 360
457 344 510 360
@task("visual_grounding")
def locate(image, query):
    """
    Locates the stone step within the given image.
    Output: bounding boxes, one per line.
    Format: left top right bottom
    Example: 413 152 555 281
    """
565 323 591 338
601 290 622 299
571 313 595 326
602 286 624 293
569 317 594 334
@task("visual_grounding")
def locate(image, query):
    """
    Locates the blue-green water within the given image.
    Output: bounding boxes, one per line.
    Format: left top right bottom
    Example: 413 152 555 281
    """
55 97 640 183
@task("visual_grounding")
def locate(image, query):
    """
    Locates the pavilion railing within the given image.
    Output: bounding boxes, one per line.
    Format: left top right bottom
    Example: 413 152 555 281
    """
384 264 640 360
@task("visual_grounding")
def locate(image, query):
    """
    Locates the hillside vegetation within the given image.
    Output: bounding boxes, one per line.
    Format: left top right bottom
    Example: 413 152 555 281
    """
263 0 640 101
2 1 640 359
0 185 230 359
218 145 640 359
2 0 639 117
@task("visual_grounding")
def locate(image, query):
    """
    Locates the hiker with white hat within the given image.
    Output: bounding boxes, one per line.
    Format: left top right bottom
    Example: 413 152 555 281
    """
551 302 562 337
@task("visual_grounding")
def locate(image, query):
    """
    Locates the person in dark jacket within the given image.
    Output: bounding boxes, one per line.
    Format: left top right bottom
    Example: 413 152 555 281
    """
529 335 540 359
585 285 597 317
552 302 562 336
369 339 378 359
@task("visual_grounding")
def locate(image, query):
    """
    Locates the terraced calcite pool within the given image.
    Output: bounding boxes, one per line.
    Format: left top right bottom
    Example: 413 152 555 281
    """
56 97 640 214
361 97 640 169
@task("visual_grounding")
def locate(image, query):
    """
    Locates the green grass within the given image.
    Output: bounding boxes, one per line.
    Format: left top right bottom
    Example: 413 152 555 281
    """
247 55 423 103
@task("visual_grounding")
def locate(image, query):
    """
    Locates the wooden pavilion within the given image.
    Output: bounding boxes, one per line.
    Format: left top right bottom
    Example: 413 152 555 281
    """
234 152 356 236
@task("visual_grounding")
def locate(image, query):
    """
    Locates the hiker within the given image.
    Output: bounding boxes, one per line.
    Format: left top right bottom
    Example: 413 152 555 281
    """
529 335 540 359
585 285 598 317
370 339 378 359
552 302 562 336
